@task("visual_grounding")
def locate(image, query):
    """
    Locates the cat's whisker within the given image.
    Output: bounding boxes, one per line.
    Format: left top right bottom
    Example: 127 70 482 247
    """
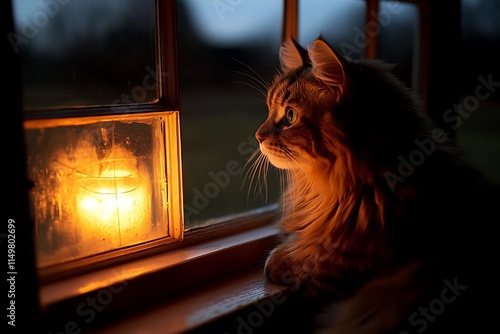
233 72 269 98
243 151 272 204
282 169 290 198
292 148 314 166
260 157 271 202
284 173 294 218
253 155 269 199
279 144 290 154
278 155 294 215
276 167 287 218
231 57 271 98
271 64 282 76
230 56 270 87
234 79 268 100
243 152 263 191
242 148 262 177
284 149 309 175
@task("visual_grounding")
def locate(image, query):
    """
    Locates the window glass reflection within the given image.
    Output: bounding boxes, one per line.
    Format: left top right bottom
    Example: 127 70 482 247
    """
11 0 158 111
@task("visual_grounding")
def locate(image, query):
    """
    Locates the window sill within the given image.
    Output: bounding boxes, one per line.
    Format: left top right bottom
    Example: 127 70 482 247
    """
86 266 292 333
39 211 289 333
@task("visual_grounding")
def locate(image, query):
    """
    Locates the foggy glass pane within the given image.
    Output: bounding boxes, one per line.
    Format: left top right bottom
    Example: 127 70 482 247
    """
25 115 172 267
11 0 158 111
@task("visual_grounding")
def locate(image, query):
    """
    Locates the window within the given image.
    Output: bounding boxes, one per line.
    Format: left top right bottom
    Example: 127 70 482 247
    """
13 0 183 278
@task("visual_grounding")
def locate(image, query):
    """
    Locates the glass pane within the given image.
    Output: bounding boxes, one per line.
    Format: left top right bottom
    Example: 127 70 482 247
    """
178 0 283 228
299 0 417 87
25 114 176 267
11 0 158 111
456 0 500 184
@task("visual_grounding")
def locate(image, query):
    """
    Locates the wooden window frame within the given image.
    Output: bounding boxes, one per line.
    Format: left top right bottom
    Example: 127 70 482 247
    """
20 0 185 284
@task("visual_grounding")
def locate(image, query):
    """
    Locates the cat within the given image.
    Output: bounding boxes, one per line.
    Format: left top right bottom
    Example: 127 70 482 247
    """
251 37 499 333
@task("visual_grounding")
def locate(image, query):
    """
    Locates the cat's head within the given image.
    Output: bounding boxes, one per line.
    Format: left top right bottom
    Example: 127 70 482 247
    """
255 38 346 172
255 37 426 178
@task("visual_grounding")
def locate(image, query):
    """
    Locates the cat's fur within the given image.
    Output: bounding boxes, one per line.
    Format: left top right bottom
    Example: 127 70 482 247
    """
254 37 499 333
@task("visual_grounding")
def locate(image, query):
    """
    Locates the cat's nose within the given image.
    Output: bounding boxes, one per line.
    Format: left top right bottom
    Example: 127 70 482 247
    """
255 128 269 144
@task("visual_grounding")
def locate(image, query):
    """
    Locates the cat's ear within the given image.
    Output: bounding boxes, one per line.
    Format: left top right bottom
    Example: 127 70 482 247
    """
308 38 346 99
279 38 308 72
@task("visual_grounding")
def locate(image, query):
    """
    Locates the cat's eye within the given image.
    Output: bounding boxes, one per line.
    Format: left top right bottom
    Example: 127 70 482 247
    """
285 106 298 125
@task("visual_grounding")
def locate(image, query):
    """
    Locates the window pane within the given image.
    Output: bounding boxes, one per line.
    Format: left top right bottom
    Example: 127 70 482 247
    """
11 0 158 111
25 114 178 267
178 0 283 228
456 0 500 184
299 0 416 87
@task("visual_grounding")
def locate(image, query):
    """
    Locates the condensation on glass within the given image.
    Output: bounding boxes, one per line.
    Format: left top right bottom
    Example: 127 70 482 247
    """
14 0 184 269
25 114 182 268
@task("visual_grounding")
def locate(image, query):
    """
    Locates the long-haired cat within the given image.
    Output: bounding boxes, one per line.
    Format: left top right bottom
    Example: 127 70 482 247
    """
251 37 499 333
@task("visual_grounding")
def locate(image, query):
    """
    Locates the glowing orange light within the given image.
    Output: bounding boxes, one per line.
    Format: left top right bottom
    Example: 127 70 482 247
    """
74 157 152 249
25 115 181 268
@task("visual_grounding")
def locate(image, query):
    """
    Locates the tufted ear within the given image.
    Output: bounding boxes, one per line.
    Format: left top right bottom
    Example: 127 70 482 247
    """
279 38 309 72
307 38 346 98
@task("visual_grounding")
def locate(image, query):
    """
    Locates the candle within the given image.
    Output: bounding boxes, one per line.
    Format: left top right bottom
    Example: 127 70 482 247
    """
75 158 151 252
